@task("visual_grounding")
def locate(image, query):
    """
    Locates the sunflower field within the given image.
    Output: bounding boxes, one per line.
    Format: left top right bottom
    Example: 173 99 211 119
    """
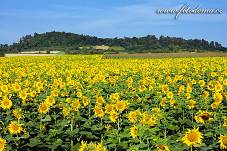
0 55 227 151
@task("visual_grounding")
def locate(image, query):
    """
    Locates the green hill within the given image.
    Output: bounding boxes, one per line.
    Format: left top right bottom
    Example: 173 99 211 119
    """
0 31 226 54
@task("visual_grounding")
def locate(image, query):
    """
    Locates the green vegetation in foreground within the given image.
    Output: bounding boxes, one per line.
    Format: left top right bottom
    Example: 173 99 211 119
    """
0 31 226 55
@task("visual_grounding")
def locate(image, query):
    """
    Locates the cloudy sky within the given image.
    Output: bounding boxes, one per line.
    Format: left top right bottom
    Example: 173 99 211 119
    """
0 0 226 46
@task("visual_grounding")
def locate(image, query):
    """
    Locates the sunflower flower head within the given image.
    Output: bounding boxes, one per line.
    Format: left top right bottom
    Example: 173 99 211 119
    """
78 141 87 151
8 121 23 135
182 127 203 147
38 102 50 114
194 111 213 124
71 99 80 111
13 109 23 120
1 97 12 110
223 116 227 128
44 96 56 106
128 110 139 123
157 144 170 151
115 100 128 112
81 96 90 107
130 125 138 139
0 137 6 151
94 105 104 118
219 135 227 150
188 99 196 109
109 111 118 123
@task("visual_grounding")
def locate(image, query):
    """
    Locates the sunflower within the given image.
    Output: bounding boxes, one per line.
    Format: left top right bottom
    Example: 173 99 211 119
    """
139 85 146 92
185 93 191 99
8 121 23 135
223 117 227 128
215 82 223 92
140 112 150 125
29 91 37 98
96 96 105 106
170 99 177 108
61 92 69 97
148 116 157 127
130 125 138 139
51 90 58 97
94 105 104 118
160 97 166 107
76 91 82 98
71 99 80 111
38 102 50 114
0 85 8 93
19 90 28 101
12 83 21 92
211 102 220 110
110 93 120 102
178 85 185 94
162 85 169 93
115 100 128 112
186 85 192 93
202 91 209 98
152 107 161 115
198 80 205 87
62 106 71 117
127 77 133 88
223 79 227 86
81 96 90 107
210 72 217 77
126 77 133 84
109 111 118 123
182 127 203 147
13 109 23 120
194 111 213 124
105 104 114 114
35 81 43 90
207 81 214 90
128 110 139 123
0 138 6 151
94 143 107 151
213 93 223 104
188 99 196 109
79 141 87 151
44 96 55 106
157 144 170 151
219 135 227 149
167 91 174 99
1 97 12 110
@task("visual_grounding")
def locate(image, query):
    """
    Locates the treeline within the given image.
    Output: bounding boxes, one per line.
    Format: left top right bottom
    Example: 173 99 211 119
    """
0 31 226 54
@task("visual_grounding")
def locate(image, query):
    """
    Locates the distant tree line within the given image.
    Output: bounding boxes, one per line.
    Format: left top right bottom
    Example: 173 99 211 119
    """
0 31 226 54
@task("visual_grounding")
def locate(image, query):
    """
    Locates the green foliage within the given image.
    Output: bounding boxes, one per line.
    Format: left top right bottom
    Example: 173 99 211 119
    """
0 51 5 57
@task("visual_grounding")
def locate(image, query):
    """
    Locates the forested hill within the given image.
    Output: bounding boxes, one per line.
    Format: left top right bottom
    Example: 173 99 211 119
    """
0 31 226 53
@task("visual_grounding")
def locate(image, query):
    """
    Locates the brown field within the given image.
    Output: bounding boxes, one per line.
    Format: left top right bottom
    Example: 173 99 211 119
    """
104 52 227 59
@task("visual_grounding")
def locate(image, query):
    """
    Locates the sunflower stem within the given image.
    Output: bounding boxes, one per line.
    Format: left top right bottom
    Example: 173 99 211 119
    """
190 146 193 151
70 114 74 150
164 129 167 139
147 138 150 150
88 103 91 121
39 115 42 132
183 109 185 131
117 117 121 144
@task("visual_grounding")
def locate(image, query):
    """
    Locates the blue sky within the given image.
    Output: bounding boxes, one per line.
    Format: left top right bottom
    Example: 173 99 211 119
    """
0 0 227 46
